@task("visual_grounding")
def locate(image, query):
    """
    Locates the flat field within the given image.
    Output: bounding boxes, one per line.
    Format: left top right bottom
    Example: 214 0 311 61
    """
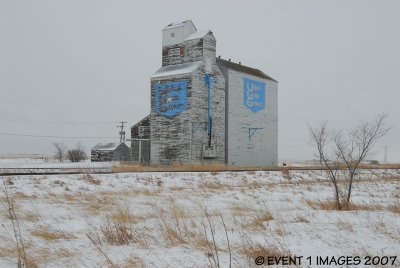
0 160 399 267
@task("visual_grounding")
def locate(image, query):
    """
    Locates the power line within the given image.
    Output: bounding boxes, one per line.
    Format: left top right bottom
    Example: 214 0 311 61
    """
0 131 116 139
0 119 118 125
279 144 310 147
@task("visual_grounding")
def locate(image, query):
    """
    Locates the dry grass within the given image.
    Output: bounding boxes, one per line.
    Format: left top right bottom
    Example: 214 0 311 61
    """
391 227 400 243
241 242 290 259
244 179 264 189
239 234 291 261
31 228 74 241
154 203 201 247
281 168 291 179
83 174 101 185
199 179 228 190
63 192 76 202
336 219 354 232
140 188 158 196
230 203 257 214
169 186 185 192
54 248 75 259
343 202 384 211
199 180 225 190
0 246 18 259
241 211 274 230
195 238 214 253
305 198 388 212
387 202 400 213
294 215 310 223
113 162 279 173
52 180 65 187
101 204 134 245
111 162 400 178
15 192 37 200
79 192 114 213
121 254 146 268
100 203 149 248
305 199 342 210
373 216 388 234
20 211 41 222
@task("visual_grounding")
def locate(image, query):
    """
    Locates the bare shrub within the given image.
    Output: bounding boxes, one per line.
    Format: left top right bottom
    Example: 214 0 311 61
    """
308 114 390 209
53 142 66 162
67 143 87 162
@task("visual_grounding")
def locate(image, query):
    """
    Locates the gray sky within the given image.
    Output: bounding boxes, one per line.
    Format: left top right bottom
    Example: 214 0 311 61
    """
1 0 399 162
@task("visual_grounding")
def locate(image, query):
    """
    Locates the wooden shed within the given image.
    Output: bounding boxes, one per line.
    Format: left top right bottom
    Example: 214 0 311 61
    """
91 143 129 162
128 115 150 163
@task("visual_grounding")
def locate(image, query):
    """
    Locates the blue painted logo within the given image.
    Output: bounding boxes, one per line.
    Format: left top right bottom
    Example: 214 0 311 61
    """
154 80 188 117
243 78 266 113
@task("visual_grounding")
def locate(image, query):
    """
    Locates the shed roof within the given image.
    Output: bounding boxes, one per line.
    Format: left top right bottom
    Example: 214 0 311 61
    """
216 58 277 82
91 143 125 151
131 115 150 129
152 61 202 78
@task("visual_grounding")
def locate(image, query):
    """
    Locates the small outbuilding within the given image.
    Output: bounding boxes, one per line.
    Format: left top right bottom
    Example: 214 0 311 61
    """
128 115 150 163
91 143 129 162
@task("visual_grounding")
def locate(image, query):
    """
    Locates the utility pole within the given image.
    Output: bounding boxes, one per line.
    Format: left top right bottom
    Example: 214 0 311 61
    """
117 121 127 144
384 145 388 163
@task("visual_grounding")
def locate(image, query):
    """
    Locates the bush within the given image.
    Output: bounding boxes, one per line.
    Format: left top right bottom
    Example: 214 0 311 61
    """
67 143 87 162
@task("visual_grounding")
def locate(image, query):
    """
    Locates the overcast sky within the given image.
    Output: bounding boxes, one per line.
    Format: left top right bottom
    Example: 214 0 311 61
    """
1 0 399 162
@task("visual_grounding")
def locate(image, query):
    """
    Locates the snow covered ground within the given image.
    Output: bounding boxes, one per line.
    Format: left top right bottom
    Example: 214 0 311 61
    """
0 158 114 169
0 162 399 267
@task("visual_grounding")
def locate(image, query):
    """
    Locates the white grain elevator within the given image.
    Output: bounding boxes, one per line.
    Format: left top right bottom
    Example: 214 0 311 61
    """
133 20 278 166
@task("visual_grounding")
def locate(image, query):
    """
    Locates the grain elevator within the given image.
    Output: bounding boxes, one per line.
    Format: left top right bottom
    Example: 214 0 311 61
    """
130 20 278 166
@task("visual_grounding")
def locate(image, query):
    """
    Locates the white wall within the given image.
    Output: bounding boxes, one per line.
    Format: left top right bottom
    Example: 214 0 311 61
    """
225 69 278 166
162 21 196 47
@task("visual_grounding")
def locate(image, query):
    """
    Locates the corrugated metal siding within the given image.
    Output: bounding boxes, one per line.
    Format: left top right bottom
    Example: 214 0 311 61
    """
219 66 278 166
